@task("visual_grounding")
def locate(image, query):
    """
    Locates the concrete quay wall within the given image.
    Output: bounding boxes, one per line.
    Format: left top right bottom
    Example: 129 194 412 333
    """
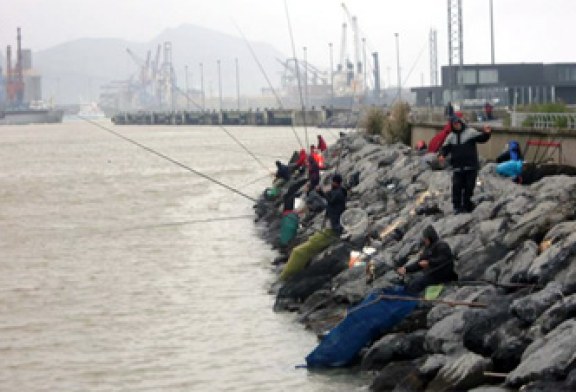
412 122 576 166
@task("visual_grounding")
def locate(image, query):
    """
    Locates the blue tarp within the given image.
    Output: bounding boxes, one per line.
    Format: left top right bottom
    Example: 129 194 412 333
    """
305 286 418 368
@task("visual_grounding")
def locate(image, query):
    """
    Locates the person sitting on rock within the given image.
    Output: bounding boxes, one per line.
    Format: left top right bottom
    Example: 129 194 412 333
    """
278 173 347 282
274 160 292 186
396 225 457 295
439 115 491 214
495 140 524 182
294 148 308 170
496 140 523 163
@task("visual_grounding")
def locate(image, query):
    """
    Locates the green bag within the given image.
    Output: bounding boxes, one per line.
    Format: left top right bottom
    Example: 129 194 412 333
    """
279 213 299 246
279 229 338 281
264 187 280 200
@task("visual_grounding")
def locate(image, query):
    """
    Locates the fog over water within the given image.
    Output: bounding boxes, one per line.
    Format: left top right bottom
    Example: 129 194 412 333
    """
0 121 368 391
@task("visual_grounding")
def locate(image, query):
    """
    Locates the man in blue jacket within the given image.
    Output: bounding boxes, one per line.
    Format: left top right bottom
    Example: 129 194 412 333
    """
439 116 491 214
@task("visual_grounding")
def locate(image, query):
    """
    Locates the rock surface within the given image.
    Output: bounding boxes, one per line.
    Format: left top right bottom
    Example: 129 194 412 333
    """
254 132 576 391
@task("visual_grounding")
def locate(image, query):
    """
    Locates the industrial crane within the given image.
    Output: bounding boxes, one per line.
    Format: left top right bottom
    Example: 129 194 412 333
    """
341 3 362 74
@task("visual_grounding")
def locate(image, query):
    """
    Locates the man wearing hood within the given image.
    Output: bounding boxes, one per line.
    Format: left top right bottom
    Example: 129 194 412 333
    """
439 115 491 213
275 160 292 182
396 225 457 294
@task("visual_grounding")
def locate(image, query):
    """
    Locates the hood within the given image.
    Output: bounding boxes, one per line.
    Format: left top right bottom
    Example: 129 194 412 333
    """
509 141 520 161
450 116 466 133
423 225 439 244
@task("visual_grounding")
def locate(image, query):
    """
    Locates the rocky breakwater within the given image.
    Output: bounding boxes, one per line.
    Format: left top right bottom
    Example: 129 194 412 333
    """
254 132 576 391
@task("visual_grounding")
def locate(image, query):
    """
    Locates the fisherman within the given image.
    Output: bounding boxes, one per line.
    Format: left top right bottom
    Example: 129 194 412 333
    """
278 173 347 281
307 154 321 192
495 140 525 183
316 173 347 234
428 111 463 154
274 160 292 186
421 111 463 170
317 134 328 152
439 115 491 214
294 148 308 169
496 140 523 163
396 225 457 295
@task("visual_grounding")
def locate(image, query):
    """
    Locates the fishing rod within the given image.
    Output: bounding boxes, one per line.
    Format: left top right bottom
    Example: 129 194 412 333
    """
283 0 309 149
241 172 273 187
111 214 255 233
232 21 283 109
174 86 272 174
233 20 305 151
78 116 258 203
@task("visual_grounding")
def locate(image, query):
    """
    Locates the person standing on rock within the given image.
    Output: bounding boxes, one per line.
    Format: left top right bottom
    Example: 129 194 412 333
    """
396 225 457 294
439 115 491 214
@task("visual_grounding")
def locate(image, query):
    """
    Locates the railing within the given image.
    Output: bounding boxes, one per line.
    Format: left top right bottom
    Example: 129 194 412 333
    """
511 112 576 129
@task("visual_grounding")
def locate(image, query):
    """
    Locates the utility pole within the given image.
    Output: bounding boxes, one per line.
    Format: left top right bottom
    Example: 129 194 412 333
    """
303 46 308 107
217 59 222 111
329 42 334 106
185 65 190 110
362 37 367 96
199 62 205 111
395 33 401 102
490 0 495 64
235 58 240 110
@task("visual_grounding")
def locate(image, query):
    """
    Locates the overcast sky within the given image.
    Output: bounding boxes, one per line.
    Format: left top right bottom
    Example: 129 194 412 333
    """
1 0 575 87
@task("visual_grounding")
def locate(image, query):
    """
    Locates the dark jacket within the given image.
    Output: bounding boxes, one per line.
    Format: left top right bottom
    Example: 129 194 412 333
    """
318 185 347 233
440 120 491 170
405 225 457 283
275 161 292 181
308 155 320 186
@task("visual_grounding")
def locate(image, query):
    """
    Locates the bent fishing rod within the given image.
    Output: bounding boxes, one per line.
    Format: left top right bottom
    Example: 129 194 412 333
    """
78 116 258 203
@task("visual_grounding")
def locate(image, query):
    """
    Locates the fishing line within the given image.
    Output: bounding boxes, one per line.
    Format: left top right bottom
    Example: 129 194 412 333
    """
233 20 305 151
113 215 255 232
78 116 258 203
174 86 272 173
283 0 310 149
232 21 284 109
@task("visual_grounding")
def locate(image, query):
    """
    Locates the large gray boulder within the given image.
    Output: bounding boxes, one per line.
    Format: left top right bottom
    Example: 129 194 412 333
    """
506 319 576 387
510 282 564 324
484 240 539 284
361 330 427 370
426 351 493 391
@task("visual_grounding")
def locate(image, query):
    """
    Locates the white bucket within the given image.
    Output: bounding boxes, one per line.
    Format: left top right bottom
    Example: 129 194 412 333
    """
340 208 368 236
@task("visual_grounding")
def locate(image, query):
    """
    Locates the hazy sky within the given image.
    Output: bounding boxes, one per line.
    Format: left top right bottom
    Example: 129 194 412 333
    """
2 0 575 87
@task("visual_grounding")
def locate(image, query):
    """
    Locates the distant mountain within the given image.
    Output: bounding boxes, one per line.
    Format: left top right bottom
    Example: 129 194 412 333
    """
33 24 287 105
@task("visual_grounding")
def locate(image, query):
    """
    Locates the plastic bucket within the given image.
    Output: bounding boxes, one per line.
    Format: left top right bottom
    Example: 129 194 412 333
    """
340 208 368 236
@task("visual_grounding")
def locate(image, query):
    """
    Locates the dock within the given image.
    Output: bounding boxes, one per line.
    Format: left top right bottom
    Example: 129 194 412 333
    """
111 108 357 127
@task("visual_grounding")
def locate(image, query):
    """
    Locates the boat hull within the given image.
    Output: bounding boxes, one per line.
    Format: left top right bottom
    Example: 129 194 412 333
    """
0 109 64 125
